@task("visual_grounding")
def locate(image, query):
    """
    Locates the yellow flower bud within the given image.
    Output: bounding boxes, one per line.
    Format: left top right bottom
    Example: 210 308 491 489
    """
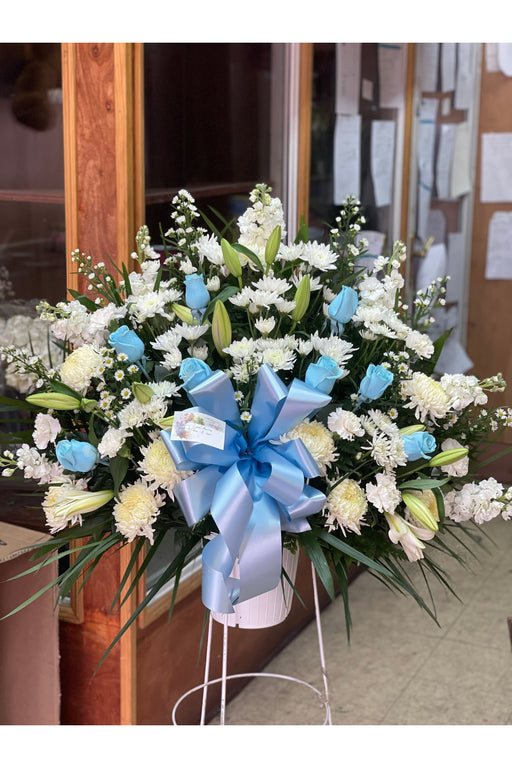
402 491 439 531
428 448 469 467
212 300 232 357
291 274 311 323
132 382 153 404
221 238 242 278
265 225 282 266
399 424 425 436
26 392 81 410
171 303 194 324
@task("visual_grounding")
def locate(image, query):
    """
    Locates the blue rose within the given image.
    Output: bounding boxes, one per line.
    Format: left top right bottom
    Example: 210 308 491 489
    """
305 355 344 395
56 439 99 473
328 285 358 330
109 325 145 362
358 364 393 402
402 431 437 461
179 358 213 392
184 274 210 311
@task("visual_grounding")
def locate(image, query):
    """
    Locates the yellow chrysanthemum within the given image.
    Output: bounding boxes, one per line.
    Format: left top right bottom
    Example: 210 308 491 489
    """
113 480 164 544
287 419 338 475
402 372 450 422
138 434 191 496
324 478 368 535
58 344 103 395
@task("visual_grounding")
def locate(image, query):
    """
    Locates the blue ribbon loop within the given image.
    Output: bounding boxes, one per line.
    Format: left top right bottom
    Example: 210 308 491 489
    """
161 363 331 614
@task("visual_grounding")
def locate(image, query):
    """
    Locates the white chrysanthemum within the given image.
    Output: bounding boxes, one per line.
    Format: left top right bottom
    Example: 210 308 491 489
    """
327 408 364 440
366 472 402 514
299 241 338 271
113 480 165 544
278 243 303 262
254 316 276 335
58 344 103 395
196 233 224 265
311 332 355 367
97 427 130 459
286 420 338 476
137 433 191 496
32 412 61 450
128 290 177 323
117 395 167 430
324 479 367 534
151 329 183 352
260 346 296 372
251 274 291 295
402 371 450 422
405 329 434 359
223 337 257 360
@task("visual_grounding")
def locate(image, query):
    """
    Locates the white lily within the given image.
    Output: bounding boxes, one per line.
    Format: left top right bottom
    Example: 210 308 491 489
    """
384 511 436 562
42 485 114 533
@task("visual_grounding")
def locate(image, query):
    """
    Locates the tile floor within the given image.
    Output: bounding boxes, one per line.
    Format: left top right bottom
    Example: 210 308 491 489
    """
214 515 512 726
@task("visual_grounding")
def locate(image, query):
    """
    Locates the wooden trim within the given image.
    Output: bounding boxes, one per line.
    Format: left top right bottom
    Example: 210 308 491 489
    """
119 543 138 725
138 568 203 629
61 43 79 294
400 43 416 251
297 43 313 225
132 44 145 232
114 44 135 267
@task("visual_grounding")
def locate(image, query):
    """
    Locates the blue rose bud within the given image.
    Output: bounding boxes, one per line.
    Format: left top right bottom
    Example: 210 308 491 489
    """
358 364 393 402
184 273 210 311
305 355 344 395
328 285 358 332
55 439 99 473
179 358 213 393
109 325 145 362
402 431 437 461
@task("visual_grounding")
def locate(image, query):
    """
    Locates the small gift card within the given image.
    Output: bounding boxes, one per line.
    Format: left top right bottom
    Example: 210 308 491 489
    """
170 410 226 450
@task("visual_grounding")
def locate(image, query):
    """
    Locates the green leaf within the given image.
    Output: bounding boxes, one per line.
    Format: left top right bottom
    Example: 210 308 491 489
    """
203 285 239 320
232 243 264 272
88 413 99 448
109 455 129 496
314 529 396 580
301 532 335 600
398 477 450 490
294 215 309 244
428 328 452 373
67 289 99 312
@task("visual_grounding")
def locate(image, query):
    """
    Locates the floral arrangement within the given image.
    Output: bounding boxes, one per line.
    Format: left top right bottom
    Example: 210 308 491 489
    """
1 184 511 646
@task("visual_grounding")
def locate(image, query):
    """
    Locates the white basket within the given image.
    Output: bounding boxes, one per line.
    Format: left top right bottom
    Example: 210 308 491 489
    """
211 547 299 629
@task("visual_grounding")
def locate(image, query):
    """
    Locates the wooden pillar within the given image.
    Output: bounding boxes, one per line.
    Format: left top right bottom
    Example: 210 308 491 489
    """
60 42 144 725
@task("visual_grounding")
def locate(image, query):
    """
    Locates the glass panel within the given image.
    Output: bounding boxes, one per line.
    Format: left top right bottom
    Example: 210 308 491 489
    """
309 43 406 253
142 42 287 594
0 44 66 394
0 43 65 526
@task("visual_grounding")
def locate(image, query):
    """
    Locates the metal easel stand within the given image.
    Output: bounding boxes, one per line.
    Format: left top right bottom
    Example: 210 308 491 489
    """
171 561 333 726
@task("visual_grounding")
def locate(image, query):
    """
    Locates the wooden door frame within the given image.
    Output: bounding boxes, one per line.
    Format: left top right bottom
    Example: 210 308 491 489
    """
60 42 144 725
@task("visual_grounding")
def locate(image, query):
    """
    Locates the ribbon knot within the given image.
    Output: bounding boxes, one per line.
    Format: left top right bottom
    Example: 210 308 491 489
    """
161 363 331 614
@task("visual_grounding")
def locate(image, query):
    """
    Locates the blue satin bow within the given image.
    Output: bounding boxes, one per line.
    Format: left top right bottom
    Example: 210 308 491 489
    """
161 363 331 614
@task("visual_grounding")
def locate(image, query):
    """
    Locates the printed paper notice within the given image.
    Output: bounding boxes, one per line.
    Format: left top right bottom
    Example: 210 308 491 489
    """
418 43 439 92
171 410 226 449
333 114 361 204
454 43 474 110
335 43 361 114
485 212 512 279
481 133 512 202
378 43 406 108
450 122 472 198
441 43 456 92
371 120 395 207
435 123 456 199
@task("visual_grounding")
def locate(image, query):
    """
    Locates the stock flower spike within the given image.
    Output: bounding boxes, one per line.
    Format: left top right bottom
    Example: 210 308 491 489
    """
1 182 511 647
